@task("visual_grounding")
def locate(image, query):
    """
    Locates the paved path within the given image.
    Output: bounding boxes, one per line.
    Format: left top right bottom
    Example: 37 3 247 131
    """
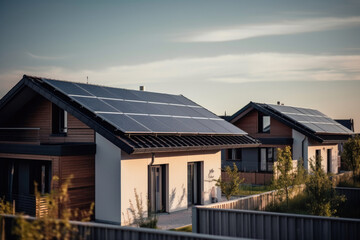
156 207 193 230
156 196 234 230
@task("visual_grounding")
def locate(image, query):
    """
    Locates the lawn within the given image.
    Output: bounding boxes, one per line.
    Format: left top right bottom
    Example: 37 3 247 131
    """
265 192 360 219
169 225 192 232
237 184 273 196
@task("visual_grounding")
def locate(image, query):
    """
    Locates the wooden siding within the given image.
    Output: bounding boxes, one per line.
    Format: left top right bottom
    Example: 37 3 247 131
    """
1 95 94 143
233 109 292 139
59 155 95 211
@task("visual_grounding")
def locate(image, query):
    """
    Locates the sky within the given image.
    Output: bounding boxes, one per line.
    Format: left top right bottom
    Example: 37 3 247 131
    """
1 0 360 132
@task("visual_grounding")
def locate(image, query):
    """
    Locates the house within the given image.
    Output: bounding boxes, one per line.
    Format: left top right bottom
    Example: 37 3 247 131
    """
222 102 354 184
335 119 354 132
0 75 259 225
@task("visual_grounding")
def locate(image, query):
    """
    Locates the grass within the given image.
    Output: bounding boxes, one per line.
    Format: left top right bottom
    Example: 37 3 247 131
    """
337 179 360 188
265 192 360 219
237 184 273 196
169 225 192 232
265 193 309 215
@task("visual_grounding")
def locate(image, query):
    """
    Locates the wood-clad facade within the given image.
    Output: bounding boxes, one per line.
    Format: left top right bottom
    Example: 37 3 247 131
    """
233 108 292 140
0 93 95 216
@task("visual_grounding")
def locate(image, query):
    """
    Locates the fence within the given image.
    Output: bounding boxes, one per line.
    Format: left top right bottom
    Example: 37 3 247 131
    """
193 207 360 240
205 185 305 211
0 214 244 240
193 187 360 240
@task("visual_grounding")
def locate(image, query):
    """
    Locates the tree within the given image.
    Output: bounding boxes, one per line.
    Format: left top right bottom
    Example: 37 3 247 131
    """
13 176 94 240
215 163 244 200
342 135 360 184
272 146 296 207
305 157 345 216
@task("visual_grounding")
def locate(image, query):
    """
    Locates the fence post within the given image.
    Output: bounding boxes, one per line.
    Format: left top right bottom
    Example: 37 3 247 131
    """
192 206 198 233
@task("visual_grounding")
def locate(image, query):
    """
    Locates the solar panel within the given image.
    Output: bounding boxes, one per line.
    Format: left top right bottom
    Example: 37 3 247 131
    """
47 80 92 96
98 113 151 133
267 104 352 134
43 78 244 135
72 97 118 112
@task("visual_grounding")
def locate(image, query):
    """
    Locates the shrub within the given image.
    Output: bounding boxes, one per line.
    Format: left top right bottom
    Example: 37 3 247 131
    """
215 163 244 200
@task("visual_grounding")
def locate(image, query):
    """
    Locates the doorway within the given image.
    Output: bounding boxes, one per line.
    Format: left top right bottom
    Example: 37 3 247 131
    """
187 162 202 206
149 165 167 213
327 149 332 173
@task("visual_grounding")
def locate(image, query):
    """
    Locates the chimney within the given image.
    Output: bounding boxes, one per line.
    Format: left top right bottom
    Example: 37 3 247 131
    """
139 86 145 91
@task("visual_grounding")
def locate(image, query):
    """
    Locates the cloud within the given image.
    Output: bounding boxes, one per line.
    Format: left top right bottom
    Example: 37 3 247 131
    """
176 17 360 42
26 52 69 60
1 53 360 95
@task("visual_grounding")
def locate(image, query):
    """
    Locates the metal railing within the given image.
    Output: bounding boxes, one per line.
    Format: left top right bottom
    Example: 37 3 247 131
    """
0 127 40 144
0 214 244 240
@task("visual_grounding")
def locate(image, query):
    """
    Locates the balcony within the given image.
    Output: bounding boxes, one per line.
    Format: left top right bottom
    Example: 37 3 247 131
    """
0 128 40 144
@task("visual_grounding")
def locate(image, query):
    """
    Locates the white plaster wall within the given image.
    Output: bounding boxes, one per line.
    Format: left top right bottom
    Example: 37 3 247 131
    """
307 144 339 173
292 130 309 170
292 130 306 161
120 150 221 225
95 133 121 224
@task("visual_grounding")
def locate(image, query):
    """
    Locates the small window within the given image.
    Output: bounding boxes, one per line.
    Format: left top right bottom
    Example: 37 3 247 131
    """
258 113 270 133
52 103 67 135
315 149 321 169
227 148 242 160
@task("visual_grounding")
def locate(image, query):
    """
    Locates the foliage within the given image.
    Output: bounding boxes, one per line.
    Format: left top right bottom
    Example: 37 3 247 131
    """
127 189 157 228
271 146 297 207
13 176 94 240
341 136 360 184
294 158 308 185
305 158 345 217
266 192 309 215
337 179 360 188
0 198 13 215
1 197 14 240
216 163 244 200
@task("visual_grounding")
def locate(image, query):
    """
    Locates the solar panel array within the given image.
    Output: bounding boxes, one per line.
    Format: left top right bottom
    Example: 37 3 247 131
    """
44 79 246 135
267 104 353 134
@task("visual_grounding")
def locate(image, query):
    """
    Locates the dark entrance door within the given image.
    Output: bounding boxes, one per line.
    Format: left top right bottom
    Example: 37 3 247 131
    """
188 162 202 206
327 149 332 173
149 165 166 212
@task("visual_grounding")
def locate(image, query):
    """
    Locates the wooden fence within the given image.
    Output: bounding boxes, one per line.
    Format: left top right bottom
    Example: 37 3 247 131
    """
0 214 244 240
193 187 360 240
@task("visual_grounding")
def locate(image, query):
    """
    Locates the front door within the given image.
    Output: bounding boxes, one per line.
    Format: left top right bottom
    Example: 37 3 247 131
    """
327 149 332 173
188 162 202 206
149 165 166 212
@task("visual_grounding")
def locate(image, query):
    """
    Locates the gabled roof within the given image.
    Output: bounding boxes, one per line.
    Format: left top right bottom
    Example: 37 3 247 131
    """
228 102 353 143
0 75 259 154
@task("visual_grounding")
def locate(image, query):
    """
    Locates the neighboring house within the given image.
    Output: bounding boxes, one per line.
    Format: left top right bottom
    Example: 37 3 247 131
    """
0 75 259 225
222 102 353 183
335 119 354 132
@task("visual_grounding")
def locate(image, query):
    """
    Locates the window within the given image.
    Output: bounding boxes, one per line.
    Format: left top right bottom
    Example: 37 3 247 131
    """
226 148 242 160
52 103 67 134
260 147 275 172
258 113 270 133
315 149 321 170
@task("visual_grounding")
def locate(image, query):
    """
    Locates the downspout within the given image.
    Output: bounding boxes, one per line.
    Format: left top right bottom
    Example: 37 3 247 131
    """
301 136 306 166
148 153 155 213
